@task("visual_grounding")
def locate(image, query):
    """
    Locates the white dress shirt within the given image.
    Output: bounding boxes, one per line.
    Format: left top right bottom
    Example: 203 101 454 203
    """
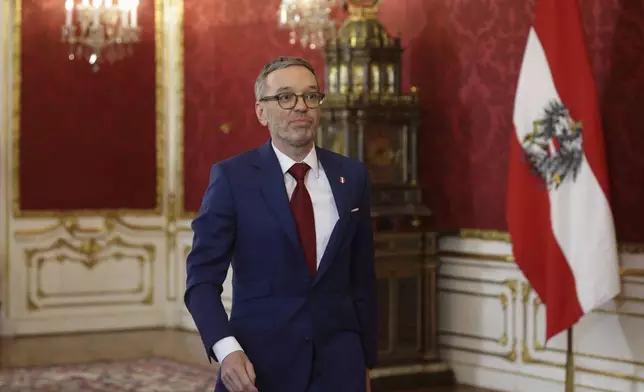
212 142 340 363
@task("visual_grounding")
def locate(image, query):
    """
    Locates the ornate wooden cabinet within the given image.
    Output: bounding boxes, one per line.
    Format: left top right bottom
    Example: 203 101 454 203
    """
317 1 454 389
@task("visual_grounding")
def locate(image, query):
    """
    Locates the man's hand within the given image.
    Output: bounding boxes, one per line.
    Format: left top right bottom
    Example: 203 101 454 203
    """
220 351 258 392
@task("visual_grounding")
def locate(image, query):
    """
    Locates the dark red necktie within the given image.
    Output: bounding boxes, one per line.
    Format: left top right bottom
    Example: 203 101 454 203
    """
288 163 317 275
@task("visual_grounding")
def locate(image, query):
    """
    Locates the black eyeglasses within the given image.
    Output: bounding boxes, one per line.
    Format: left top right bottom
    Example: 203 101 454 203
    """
259 92 326 109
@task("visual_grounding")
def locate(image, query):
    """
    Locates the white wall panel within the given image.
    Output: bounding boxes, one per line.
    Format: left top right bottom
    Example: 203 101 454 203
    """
439 233 644 392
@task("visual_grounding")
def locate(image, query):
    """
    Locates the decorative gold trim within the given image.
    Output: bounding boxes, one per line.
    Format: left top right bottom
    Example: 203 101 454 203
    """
438 275 518 362
622 267 644 277
165 243 191 302
165 193 177 301
25 236 155 310
620 242 644 253
175 0 191 220
11 0 166 217
439 250 515 263
521 283 644 383
448 230 644 279
153 0 165 216
448 360 614 392
440 249 644 280
3 0 12 318
457 229 511 243
455 229 644 254
438 258 517 272
346 0 380 22
437 277 644 383
13 216 163 238
163 0 186 298
531 295 644 367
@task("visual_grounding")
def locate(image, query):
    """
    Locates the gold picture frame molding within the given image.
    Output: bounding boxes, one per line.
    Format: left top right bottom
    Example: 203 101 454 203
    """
9 0 166 218
454 229 644 255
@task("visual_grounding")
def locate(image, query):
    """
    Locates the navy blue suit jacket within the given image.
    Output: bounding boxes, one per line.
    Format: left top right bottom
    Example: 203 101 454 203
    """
184 140 378 392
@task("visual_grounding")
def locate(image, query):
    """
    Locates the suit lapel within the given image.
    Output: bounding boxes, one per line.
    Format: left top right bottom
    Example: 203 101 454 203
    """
314 147 351 284
321 148 349 217
253 141 304 261
253 142 353 283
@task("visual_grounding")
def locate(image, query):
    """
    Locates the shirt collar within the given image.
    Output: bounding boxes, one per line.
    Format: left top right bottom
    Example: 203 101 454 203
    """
272 141 320 179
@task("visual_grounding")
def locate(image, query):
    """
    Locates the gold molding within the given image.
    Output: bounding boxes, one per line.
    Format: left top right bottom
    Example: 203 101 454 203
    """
443 230 644 278
153 0 165 217
13 216 164 238
3 0 12 317
166 0 189 297
437 276 644 384
531 294 644 367
457 229 511 243
439 250 515 263
448 360 614 392
175 0 190 220
454 229 644 254
438 275 518 362
163 242 191 302
620 242 644 254
521 282 644 383
440 249 644 280
10 0 166 217
622 267 644 277
165 193 178 301
25 235 156 311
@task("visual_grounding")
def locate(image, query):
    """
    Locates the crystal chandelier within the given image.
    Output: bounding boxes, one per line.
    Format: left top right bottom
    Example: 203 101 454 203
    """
61 0 141 71
277 0 341 50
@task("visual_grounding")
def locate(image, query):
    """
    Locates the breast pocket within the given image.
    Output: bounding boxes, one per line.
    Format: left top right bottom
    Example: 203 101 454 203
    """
331 213 361 255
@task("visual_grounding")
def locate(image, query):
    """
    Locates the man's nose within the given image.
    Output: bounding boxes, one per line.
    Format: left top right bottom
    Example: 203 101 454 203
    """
294 96 308 112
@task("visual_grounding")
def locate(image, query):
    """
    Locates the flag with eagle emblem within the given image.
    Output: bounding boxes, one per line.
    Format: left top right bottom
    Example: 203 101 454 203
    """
506 0 621 341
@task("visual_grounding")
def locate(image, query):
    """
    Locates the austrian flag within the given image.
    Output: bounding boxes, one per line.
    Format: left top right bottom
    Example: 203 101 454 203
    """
506 0 621 340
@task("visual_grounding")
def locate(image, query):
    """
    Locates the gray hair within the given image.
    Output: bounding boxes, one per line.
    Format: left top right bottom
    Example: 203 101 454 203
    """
254 56 318 101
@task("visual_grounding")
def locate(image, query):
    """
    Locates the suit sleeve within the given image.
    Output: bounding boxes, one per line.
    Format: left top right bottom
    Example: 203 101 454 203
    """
184 163 236 362
350 164 378 369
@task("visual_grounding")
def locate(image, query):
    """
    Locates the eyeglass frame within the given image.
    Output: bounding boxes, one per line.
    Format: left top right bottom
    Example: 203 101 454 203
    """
258 91 326 110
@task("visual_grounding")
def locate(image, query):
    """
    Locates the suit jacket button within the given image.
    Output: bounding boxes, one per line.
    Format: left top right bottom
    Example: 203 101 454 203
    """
304 337 311 343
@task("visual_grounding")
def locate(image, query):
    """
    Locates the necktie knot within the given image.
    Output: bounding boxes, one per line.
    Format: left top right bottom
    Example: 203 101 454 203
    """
288 163 310 181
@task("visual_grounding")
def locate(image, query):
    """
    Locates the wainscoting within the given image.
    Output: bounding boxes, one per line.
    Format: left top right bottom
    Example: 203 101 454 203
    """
438 231 644 392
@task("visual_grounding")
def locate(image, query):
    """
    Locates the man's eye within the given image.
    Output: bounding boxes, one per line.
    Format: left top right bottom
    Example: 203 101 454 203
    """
278 94 294 101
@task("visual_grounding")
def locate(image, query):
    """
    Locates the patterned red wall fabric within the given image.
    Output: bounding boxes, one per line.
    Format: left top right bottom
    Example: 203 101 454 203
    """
19 0 158 213
183 0 644 241
182 0 325 213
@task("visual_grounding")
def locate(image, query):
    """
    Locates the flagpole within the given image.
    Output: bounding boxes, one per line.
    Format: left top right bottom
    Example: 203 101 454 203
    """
565 327 575 392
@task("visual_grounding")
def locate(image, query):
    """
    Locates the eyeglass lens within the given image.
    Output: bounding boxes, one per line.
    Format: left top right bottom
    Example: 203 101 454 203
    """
277 93 323 109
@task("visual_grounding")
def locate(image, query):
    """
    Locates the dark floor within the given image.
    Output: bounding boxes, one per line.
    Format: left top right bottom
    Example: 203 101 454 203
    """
0 329 493 391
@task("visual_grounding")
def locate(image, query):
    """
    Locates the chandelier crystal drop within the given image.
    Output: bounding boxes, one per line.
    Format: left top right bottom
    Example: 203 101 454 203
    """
277 0 341 50
61 0 141 71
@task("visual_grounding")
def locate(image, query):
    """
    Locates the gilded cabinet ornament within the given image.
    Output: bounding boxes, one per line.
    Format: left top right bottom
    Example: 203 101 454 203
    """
318 0 452 389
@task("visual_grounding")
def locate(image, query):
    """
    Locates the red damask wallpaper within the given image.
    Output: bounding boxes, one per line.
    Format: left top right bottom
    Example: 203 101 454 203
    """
182 0 325 212
19 0 158 213
183 0 644 241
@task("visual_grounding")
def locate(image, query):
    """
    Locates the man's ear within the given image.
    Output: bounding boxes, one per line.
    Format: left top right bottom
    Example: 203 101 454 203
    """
255 102 268 126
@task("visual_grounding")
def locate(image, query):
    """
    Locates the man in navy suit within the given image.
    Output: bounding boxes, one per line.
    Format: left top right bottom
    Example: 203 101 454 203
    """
185 56 377 392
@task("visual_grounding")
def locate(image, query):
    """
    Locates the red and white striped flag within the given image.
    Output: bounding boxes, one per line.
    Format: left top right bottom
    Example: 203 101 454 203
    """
506 0 620 340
